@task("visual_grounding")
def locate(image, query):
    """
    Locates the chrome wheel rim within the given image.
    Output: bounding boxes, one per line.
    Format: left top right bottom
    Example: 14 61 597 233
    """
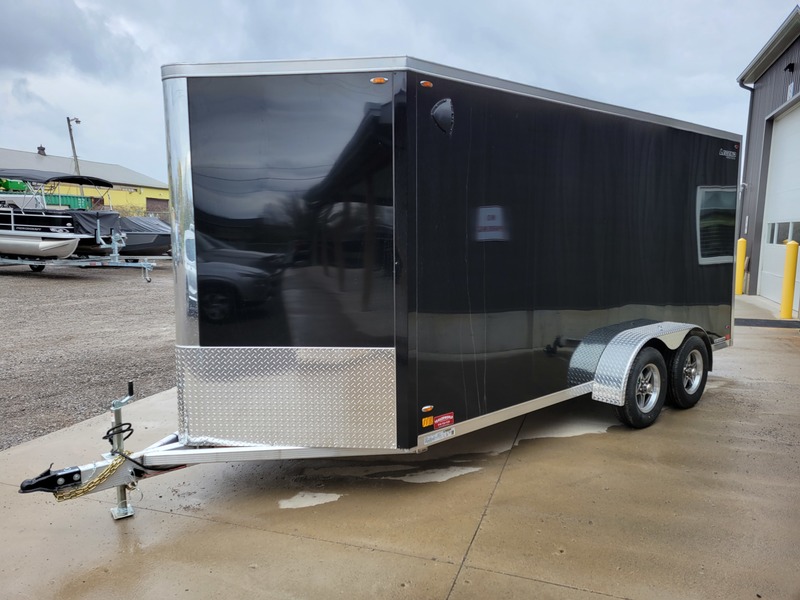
635 364 661 413
682 349 703 395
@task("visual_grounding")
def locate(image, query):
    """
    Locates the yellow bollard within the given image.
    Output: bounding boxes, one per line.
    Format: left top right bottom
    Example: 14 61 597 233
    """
780 240 799 319
735 238 747 295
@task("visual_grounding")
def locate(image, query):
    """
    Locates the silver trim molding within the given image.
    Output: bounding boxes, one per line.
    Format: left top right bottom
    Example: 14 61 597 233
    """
416 382 593 448
161 57 740 142
163 77 199 346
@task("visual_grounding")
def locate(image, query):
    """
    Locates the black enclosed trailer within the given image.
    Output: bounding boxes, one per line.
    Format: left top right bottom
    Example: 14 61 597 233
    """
21 57 740 515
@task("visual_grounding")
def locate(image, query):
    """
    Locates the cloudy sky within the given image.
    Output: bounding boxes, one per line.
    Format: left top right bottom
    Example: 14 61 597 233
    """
1 0 797 183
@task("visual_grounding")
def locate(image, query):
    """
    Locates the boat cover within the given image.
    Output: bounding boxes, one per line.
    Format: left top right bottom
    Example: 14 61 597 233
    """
119 216 171 233
0 169 113 189
68 210 121 236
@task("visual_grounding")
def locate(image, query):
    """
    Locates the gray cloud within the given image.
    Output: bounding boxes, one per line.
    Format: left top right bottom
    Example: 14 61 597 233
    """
11 78 53 109
0 0 144 79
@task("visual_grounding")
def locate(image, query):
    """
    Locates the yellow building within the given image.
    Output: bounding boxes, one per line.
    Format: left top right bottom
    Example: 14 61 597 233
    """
0 147 169 218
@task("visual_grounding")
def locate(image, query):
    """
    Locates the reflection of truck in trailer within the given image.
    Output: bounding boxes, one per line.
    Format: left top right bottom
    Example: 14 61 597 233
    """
20 57 740 517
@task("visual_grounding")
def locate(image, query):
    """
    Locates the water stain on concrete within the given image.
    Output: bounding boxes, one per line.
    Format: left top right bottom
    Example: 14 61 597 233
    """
382 466 482 483
302 464 414 478
516 399 617 441
278 491 343 509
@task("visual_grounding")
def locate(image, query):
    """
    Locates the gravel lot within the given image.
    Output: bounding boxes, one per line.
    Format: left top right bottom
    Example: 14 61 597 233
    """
0 262 175 450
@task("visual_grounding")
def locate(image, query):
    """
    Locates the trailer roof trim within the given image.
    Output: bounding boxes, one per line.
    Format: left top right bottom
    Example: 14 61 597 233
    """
161 56 740 142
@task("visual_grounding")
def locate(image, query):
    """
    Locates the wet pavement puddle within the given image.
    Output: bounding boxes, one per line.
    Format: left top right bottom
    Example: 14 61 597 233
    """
279 491 343 509
380 466 482 484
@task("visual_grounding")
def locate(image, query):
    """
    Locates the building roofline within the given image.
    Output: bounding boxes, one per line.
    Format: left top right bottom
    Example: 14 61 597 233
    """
0 147 167 189
739 6 800 85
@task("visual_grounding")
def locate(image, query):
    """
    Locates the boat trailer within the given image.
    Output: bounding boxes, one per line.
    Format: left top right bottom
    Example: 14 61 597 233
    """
0 229 160 281
0 254 156 281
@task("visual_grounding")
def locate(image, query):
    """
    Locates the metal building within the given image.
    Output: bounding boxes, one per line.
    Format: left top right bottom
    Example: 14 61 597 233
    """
0 147 169 216
738 5 800 309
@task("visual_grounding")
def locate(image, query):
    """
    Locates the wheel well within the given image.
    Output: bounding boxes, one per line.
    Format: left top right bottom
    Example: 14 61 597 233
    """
690 328 714 372
643 338 672 367
643 328 713 372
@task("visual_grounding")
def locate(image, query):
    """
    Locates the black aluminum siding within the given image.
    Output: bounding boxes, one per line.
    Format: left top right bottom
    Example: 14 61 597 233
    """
407 71 738 441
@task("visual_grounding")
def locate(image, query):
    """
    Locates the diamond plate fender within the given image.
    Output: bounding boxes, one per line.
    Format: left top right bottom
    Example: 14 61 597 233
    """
588 322 700 406
566 319 656 387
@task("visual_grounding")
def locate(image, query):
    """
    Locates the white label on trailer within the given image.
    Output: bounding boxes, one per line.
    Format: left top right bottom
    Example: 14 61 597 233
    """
475 206 509 241
423 427 455 446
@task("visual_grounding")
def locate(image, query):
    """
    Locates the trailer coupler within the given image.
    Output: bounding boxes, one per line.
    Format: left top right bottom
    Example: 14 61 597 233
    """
19 464 82 494
18 382 143 519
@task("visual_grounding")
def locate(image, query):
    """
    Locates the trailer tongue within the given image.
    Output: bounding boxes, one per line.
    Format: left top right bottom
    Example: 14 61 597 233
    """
19 57 740 518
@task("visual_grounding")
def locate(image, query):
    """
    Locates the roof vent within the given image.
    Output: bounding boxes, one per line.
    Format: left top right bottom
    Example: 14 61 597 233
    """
37 145 46 156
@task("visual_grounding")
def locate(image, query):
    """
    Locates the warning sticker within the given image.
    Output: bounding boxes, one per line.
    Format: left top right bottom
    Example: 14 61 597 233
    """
422 416 434 428
434 412 454 430
475 206 510 242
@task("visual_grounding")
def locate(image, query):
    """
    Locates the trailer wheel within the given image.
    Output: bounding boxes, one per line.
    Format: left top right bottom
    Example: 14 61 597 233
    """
667 336 708 409
29 264 45 272
616 347 667 428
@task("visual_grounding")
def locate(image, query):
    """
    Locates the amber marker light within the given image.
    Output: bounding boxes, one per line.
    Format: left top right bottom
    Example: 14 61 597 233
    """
370 76 388 84
422 405 434 413
420 80 433 88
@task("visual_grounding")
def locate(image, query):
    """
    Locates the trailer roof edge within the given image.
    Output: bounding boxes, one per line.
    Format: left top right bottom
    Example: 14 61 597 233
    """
161 56 741 142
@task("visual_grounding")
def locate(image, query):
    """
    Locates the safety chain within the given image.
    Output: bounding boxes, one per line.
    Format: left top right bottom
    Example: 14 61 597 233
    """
54 452 130 502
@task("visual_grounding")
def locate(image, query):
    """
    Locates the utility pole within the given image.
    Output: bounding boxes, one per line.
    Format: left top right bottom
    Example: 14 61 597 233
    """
66 116 84 195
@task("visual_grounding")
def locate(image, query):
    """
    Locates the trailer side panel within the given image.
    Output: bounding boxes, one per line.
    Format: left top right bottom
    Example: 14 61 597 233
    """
407 72 738 444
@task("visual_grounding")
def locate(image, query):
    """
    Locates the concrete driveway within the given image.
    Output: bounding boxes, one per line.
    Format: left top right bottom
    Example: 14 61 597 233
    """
1 296 798 599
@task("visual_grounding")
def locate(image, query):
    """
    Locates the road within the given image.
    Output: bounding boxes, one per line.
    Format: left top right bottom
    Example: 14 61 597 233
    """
1 278 799 598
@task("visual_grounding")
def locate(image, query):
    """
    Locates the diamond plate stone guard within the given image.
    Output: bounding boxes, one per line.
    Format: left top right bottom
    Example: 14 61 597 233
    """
177 346 397 449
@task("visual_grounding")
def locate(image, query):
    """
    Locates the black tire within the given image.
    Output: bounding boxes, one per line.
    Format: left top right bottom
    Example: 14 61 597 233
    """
667 336 709 409
29 264 45 272
615 346 668 429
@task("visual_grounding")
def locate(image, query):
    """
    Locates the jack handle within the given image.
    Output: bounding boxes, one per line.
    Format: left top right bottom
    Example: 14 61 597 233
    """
111 381 135 411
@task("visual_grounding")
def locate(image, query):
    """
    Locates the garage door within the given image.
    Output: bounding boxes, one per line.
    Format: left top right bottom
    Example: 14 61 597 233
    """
759 102 800 312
